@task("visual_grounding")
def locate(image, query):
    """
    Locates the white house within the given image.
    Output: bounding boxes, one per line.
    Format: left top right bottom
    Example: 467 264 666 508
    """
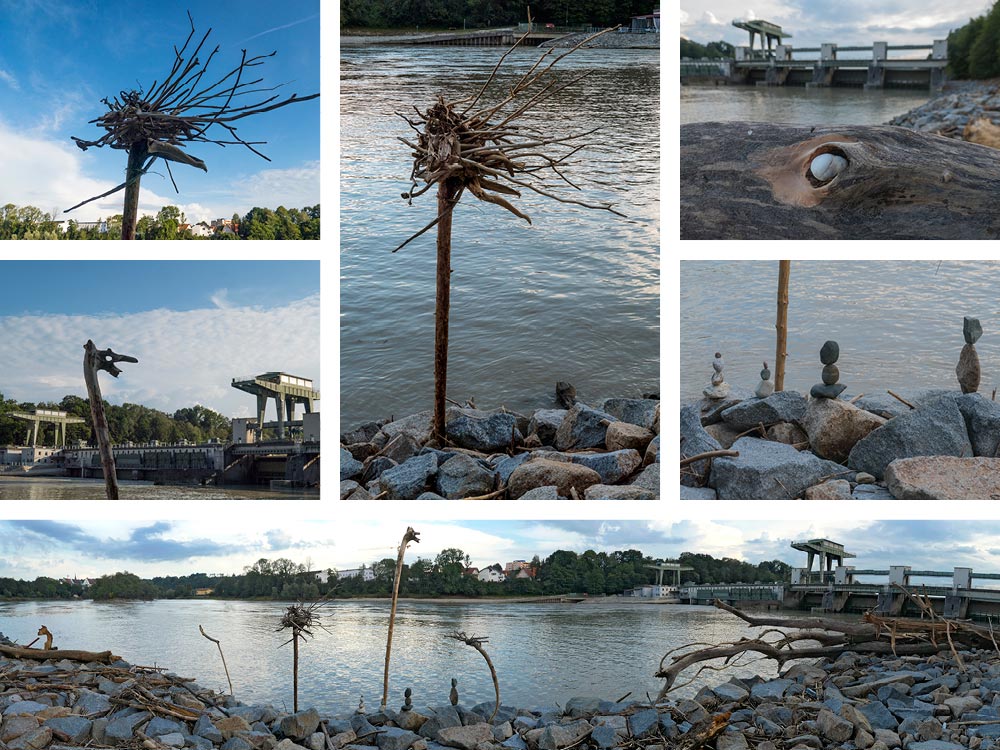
338 567 375 582
478 564 506 583
191 222 212 237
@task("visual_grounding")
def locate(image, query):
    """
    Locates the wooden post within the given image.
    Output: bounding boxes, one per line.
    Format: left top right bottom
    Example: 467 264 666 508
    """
83 340 138 500
292 628 299 712
775 260 791 392
382 527 419 709
121 142 148 240
432 179 460 445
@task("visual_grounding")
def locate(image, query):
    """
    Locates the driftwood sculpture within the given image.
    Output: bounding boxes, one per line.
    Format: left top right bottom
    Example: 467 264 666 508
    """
657 597 1000 699
445 632 501 722
83 340 138 500
681 122 1000 239
396 23 625 445
382 527 420 709
277 599 330 712
66 11 319 239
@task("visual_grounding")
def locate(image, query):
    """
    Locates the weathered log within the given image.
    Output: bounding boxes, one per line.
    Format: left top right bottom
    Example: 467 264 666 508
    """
681 122 1000 239
0 644 118 663
83 340 138 500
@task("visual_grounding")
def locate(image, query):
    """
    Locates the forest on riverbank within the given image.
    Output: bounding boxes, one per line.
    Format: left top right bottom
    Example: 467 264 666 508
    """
0 550 792 601
341 0 655 29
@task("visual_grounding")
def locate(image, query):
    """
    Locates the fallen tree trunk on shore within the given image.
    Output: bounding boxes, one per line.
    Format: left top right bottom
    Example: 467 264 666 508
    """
681 122 1000 239
656 597 998 698
0 644 118 663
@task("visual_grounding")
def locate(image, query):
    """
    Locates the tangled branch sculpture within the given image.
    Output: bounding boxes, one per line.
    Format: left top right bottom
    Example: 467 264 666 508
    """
67 11 319 239
396 21 626 445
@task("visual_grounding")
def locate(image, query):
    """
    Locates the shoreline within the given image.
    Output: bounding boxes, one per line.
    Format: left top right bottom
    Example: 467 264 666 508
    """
4 621 997 750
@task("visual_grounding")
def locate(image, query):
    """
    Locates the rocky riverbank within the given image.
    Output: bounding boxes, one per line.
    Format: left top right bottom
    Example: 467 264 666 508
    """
680 388 1000 499
7 633 1000 750
341 392 660 499
889 80 1000 145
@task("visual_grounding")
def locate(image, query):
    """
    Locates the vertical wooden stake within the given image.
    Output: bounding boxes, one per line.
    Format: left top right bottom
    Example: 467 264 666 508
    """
292 629 300 712
775 260 791 392
433 179 459 445
382 527 419 710
121 143 148 240
83 344 120 500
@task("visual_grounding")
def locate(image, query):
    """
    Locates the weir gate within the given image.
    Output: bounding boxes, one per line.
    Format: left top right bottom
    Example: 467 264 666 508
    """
682 19 948 90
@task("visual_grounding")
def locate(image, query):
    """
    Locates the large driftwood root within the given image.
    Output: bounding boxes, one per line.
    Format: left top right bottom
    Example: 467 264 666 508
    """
681 122 1000 239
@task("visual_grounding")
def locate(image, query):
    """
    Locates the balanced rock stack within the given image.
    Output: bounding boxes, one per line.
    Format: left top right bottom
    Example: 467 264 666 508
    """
810 340 847 399
957 316 983 394
703 352 730 399
755 361 774 398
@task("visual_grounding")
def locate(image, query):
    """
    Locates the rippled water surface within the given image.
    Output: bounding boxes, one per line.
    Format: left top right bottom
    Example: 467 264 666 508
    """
681 85 930 125
0 477 316 500
0 599 779 711
341 47 660 430
681 261 1000 402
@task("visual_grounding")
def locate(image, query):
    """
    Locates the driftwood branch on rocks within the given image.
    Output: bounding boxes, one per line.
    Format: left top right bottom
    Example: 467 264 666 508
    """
681 122 1000 239
0 644 118 663
656 597 999 699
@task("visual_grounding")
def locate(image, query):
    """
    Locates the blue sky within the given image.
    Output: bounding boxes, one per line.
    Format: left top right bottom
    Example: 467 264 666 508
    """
681 1 989 48
0 261 320 416
2 520 998 581
0 0 320 223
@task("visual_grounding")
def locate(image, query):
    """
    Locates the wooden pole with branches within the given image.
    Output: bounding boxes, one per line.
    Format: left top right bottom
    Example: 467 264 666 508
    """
382 527 420 710
83 340 138 499
66 11 319 239
396 20 626 445
277 598 331 713
446 631 501 722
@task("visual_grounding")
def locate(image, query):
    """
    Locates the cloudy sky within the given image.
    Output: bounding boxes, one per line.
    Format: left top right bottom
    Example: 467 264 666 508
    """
0 0 319 223
681 0 991 47
2 519 998 581
0 261 320 417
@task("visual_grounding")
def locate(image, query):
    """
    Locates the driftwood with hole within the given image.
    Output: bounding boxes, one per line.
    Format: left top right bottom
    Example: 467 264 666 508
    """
681 122 1000 239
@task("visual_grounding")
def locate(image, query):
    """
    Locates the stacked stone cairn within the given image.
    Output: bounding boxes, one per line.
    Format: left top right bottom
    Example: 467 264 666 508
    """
755 362 774 399
681 334 1000 499
703 353 730 399
957 316 983 394
810 341 846 399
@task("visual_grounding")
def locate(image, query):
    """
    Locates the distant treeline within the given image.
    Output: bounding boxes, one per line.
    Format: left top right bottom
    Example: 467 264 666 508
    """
0 392 230 447
341 0 655 29
0 550 793 601
0 204 319 240
680 38 735 59
949 2 1000 79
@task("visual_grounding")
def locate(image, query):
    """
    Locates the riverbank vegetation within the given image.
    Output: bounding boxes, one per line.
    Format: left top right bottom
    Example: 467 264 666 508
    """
949 1 1000 79
679 38 734 59
0 550 792 601
341 0 654 29
0 203 319 240
0 392 230 446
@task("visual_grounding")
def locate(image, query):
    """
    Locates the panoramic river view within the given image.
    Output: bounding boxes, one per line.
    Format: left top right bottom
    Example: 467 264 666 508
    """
681 260 1000 402
0 477 317 500
0 599 778 711
340 46 660 430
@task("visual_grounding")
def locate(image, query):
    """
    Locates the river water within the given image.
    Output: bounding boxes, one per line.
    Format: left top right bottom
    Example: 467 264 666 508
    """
681 260 1000 402
340 47 660 430
0 477 317 500
0 599 780 711
681 85 930 125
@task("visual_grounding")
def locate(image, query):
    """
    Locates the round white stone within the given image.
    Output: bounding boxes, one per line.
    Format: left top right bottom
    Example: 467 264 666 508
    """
809 152 848 182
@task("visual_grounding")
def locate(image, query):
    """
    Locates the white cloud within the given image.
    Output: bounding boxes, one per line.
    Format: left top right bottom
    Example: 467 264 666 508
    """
0 69 19 90
210 289 232 309
0 294 320 417
233 160 320 211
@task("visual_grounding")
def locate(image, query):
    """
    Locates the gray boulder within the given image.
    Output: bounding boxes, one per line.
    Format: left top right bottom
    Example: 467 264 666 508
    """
720 391 807 431
680 485 717 499
570 449 642 484
711 437 850 499
435 454 495 498
340 447 363 480
376 728 421 750
44 716 93 744
493 452 533 484
600 398 659 430
105 712 150 744
362 456 398 484
74 690 112 715
379 411 433 446
341 421 381 446
528 409 567 445
956 393 1000 457
379 454 438 499
687 386 754 426
848 396 974 479
446 408 522 453
518 485 562 499
279 709 320 741
554 403 615 450
583 484 656 499
630 463 660 494
680 404 722 487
